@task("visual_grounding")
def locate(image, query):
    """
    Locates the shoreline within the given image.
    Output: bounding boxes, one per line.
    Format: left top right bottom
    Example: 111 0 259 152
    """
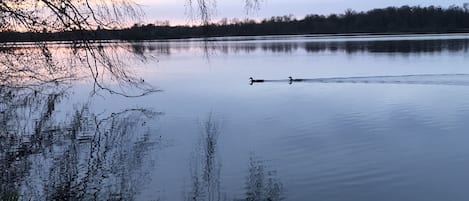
2 32 469 45
0 31 469 45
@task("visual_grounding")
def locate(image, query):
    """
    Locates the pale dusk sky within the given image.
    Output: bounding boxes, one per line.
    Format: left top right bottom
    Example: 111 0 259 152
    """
136 0 469 25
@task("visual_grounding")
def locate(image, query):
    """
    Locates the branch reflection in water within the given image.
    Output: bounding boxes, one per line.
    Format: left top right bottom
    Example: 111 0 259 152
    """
187 114 223 201
186 114 284 201
0 41 159 97
242 156 284 201
1 39 163 200
1 94 163 200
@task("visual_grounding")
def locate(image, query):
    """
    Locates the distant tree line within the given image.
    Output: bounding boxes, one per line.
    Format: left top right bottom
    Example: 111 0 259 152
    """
1 5 469 42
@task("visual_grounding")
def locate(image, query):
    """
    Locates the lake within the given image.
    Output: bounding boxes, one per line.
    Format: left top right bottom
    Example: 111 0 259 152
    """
2 34 469 201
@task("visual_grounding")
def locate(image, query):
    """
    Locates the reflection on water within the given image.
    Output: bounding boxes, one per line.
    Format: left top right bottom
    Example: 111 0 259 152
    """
0 89 161 200
186 115 284 201
187 114 223 201
0 42 158 97
1 40 161 200
303 39 469 54
129 34 469 56
242 156 284 201
4 34 469 200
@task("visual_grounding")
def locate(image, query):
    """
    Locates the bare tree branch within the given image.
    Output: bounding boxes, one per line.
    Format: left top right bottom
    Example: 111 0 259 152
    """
186 0 263 24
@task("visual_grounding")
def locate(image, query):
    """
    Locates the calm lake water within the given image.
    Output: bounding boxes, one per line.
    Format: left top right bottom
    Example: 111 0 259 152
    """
3 34 469 201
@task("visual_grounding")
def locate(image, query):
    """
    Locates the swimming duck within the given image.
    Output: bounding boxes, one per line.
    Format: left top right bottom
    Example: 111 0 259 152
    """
249 77 264 83
288 76 304 82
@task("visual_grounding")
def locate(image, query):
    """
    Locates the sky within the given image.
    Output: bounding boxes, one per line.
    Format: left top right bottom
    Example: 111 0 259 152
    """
136 0 469 25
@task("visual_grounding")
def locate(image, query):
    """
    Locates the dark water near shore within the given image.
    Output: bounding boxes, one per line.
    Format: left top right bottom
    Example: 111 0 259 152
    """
2 34 469 201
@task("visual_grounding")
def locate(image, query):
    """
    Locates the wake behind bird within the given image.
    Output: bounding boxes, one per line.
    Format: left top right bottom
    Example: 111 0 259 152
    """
250 74 469 86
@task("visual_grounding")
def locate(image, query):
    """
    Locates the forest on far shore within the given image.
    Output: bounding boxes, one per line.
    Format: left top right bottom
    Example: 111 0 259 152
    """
1 5 469 42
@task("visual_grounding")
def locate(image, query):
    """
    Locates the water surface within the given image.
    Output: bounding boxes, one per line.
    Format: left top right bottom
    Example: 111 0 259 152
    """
2 34 469 201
